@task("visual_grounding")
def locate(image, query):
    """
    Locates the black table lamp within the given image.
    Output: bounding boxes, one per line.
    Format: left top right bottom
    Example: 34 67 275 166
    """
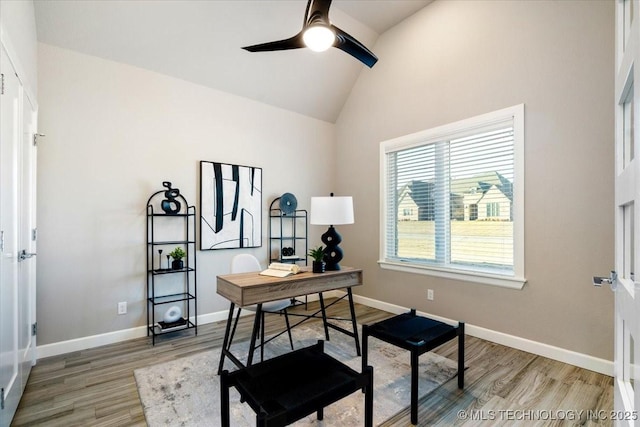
310 194 354 271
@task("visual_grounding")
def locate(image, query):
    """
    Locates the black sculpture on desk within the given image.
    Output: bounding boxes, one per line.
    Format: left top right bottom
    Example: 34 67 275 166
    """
161 181 181 214
321 226 344 271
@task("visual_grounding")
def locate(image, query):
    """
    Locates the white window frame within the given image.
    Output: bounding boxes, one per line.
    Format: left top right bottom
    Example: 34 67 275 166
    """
379 104 526 289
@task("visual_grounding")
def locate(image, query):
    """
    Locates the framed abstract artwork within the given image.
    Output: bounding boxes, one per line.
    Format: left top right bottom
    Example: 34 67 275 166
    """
200 161 262 250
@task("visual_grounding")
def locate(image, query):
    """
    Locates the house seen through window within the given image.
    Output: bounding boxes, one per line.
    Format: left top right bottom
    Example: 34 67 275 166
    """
380 105 525 288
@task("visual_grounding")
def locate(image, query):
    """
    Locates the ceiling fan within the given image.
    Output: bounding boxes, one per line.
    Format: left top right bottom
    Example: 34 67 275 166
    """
242 0 378 68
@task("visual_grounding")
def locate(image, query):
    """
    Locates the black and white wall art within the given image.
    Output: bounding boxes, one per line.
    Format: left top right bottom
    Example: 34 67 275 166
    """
200 161 262 250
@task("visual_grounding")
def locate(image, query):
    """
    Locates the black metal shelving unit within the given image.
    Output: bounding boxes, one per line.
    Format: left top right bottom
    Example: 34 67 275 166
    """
146 185 197 345
268 197 308 266
268 197 308 308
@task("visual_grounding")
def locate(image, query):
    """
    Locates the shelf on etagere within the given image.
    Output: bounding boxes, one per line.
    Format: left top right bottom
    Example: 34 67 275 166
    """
148 240 196 246
148 292 196 306
149 319 197 335
148 212 195 217
150 267 195 275
269 236 307 240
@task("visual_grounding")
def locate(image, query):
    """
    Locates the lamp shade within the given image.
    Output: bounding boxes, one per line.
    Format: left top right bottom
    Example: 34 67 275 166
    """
310 196 354 225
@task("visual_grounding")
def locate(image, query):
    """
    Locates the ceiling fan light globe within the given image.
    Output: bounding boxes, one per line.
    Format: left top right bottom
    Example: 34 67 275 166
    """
303 26 335 52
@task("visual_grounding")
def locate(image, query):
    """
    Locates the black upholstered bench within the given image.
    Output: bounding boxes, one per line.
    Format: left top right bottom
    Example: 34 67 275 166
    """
220 340 373 426
362 309 464 425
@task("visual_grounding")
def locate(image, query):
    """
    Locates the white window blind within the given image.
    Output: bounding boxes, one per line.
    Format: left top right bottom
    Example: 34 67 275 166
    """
380 105 525 288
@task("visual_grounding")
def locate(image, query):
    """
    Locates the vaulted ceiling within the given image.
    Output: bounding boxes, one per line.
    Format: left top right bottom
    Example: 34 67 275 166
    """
34 0 431 122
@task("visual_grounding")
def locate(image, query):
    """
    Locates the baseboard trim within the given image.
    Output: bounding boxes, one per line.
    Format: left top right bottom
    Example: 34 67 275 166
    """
348 292 614 377
36 292 614 377
37 326 148 360
36 295 321 360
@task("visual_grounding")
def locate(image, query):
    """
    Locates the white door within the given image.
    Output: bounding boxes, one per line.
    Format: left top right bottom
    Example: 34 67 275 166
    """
18 74 38 401
614 1 640 425
0 43 37 425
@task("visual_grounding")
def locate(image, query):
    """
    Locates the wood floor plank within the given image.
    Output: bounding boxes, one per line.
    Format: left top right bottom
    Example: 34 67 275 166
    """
93 392 143 419
11 300 613 426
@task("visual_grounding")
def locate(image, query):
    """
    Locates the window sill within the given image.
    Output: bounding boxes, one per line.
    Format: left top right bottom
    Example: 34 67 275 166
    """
378 260 527 290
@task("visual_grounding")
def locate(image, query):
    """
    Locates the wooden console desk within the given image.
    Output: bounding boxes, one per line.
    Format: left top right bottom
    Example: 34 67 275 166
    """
216 266 363 374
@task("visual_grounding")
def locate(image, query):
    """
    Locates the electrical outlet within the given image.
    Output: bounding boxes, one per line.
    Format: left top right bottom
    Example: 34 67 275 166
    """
118 301 127 315
427 289 434 301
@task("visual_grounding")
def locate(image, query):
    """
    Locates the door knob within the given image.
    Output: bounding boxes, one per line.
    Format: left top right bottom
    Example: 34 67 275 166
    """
18 249 36 261
593 271 618 290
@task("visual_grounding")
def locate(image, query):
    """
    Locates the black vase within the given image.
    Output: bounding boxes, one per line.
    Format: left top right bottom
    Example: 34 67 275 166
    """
172 259 184 270
312 261 326 273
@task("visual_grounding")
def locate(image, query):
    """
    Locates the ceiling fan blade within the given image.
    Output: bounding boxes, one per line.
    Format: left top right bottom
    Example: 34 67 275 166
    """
331 25 378 68
304 0 332 26
243 0 322 53
242 33 305 52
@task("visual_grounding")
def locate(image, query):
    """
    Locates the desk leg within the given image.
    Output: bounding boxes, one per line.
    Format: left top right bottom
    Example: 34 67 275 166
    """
218 303 236 375
318 293 330 340
260 311 265 362
247 303 262 367
347 288 361 356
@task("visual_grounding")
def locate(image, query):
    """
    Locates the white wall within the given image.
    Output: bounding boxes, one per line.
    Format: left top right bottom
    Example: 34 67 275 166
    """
336 0 615 360
37 43 334 345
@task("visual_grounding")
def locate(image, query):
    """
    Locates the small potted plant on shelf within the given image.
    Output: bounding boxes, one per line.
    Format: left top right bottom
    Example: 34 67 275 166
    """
308 246 326 273
169 246 186 270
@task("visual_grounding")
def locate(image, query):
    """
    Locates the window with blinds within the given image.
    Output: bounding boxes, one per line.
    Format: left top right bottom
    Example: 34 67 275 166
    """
380 105 525 288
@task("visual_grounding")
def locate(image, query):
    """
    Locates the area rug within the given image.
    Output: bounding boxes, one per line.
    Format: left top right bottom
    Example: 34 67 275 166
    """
134 321 459 426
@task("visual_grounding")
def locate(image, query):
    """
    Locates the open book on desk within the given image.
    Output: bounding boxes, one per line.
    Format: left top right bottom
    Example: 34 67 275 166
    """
260 262 301 277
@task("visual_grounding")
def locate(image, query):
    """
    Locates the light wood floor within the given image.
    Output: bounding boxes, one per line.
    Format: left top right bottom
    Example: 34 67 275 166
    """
12 300 613 426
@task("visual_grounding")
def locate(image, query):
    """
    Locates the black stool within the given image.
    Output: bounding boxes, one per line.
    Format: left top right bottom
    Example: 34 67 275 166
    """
221 340 374 426
362 309 464 425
